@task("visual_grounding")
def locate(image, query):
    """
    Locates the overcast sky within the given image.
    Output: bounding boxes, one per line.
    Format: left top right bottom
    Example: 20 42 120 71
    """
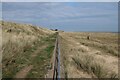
2 2 118 32
1 0 120 2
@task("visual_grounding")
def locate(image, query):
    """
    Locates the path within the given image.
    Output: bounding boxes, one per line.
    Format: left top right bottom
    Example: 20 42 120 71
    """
15 65 33 78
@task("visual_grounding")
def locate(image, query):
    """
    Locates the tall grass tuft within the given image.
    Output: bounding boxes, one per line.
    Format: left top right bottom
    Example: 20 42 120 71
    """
72 54 117 78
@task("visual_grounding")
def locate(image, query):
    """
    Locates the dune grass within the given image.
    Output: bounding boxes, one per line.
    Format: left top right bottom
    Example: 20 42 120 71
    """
59 32 118 78
2 21 57 78
71 32 119 57
80 40 118 56
72 54 118 78
26 33 57 78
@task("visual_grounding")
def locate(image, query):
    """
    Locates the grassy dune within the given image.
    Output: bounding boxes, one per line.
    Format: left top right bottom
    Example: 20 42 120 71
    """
72 32 119 56
1 21 119 78
1 21 57 78
59 32 118 78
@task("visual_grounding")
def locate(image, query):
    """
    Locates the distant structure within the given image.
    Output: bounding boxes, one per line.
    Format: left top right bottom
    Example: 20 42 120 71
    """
50 29 58 31
50 28 64 32
87 36 90 40
55 29 58 31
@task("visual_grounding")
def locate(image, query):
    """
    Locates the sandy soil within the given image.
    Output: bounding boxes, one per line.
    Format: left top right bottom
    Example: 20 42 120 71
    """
15 65 33 78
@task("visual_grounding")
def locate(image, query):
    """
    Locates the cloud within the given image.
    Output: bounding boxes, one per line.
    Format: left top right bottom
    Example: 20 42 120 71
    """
2 2 118 32
0 3 2 20
1 0 120 2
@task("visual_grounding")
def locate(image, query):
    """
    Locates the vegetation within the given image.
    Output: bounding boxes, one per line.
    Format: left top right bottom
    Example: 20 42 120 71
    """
1 21 56 78
72 54 117 78
27 33 56 78
59 32 118 78
1 21 118 78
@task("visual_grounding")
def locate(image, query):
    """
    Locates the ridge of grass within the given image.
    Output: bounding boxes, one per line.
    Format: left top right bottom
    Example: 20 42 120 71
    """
26 33 57 78
72 54 118 78
2 21 57 78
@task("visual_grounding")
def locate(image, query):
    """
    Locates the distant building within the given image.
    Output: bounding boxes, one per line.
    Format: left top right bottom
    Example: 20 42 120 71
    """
55 29 58 31
50 29 64 32
50 29 58 31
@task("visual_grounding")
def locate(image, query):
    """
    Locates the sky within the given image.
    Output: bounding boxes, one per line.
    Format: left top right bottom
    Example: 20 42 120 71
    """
0 3 2 20
1 2 118 32
1 0 120 2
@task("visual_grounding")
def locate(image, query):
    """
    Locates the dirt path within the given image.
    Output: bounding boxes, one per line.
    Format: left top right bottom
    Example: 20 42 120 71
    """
15 45 47 78
15 65 33 78
31 45 47 58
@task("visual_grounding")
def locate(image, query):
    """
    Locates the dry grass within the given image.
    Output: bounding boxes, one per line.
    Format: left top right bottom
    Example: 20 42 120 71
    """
0 22 2 79
72 54 117 78
68 32 119 56
1 21 56 78
59 32 118 78
1 21 119 78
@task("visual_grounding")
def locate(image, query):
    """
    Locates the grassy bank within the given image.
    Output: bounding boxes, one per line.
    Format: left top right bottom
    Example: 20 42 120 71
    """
59 32 118 78
1 21 57 78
